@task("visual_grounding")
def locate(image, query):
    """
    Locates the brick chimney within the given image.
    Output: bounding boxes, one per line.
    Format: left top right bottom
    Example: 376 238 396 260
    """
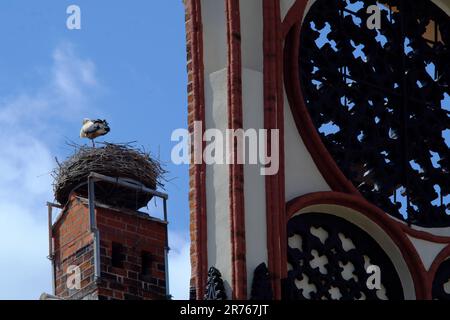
49 190 168 300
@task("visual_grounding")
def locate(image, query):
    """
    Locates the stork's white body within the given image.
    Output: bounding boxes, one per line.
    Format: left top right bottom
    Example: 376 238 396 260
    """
80 119 110 146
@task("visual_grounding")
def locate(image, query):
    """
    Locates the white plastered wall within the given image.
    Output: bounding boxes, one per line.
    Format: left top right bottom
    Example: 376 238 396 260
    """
201 0 268 299
239 0 268 298
433 0 450 14
201 0 232 297
284 93 331 201
282 1 332 202
280 0 296 20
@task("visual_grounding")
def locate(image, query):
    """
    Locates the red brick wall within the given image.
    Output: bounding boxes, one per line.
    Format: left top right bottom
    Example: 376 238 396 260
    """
185 0 208 300
53 196 94 299
52 194 168 300
97 206 167 300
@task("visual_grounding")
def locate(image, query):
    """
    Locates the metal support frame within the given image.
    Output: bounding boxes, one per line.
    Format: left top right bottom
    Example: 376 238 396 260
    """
46 172 170 299
87 176 102 284
162 196 170 298
46 202 63 295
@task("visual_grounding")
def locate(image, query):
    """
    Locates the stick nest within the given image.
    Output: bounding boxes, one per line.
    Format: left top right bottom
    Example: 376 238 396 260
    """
53 142 166 209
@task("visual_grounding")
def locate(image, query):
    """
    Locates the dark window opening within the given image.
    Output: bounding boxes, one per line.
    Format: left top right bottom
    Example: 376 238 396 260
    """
141 251 153 276
111 242 125 268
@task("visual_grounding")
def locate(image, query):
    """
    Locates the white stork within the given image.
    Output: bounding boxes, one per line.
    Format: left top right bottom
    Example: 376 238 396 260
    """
80 119 110 147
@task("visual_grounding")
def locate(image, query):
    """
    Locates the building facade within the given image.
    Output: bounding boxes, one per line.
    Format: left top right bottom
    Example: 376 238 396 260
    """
185 0 450 300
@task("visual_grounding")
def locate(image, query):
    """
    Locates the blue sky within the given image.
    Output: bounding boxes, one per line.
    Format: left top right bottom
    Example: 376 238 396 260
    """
0 1 190 299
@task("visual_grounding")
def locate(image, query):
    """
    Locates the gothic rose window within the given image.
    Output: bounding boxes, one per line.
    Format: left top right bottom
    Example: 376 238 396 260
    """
285 213 404 300
299 0 449 226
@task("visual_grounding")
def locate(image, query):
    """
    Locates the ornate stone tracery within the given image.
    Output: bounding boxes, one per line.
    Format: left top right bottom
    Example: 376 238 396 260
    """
299 0 450 227
284 213 404 300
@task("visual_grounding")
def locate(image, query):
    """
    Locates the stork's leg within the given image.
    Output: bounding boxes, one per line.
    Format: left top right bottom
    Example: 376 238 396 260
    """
92 140 95 148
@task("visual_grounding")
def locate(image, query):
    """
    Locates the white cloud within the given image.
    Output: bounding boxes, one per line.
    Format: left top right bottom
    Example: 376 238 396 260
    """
0 42 99 299
0 138 53 299
0 203 51 300
51 42 98 107
0 42 99 131
168 232 191 300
